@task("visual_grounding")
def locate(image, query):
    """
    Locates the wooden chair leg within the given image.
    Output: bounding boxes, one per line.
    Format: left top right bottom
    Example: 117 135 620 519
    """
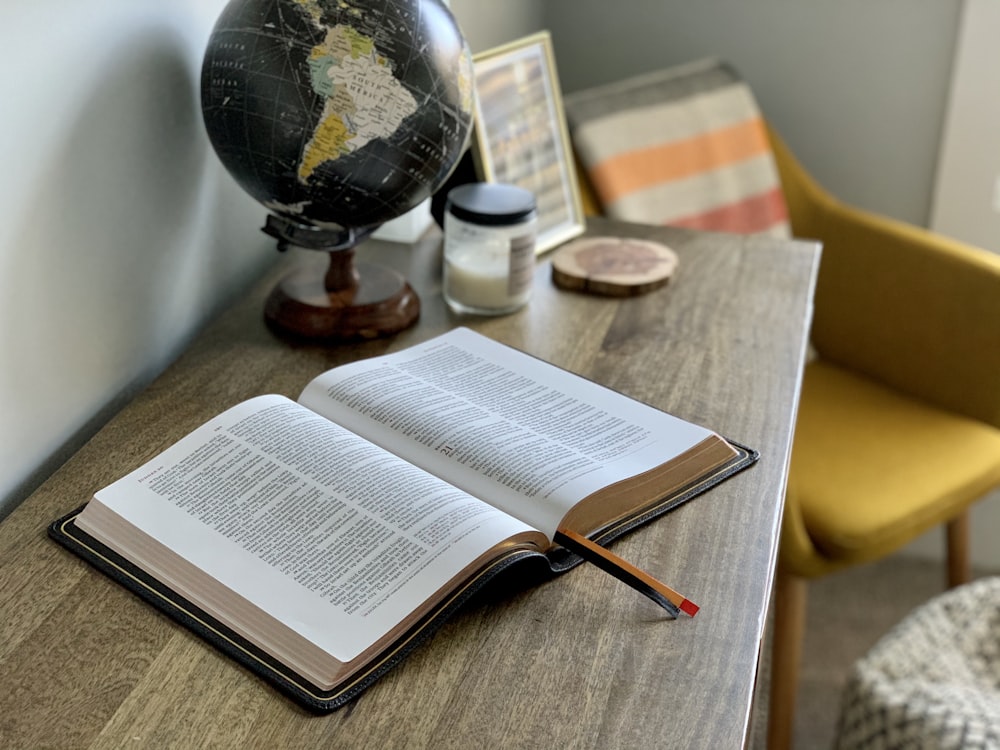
767 571 807 750
946 510 971 588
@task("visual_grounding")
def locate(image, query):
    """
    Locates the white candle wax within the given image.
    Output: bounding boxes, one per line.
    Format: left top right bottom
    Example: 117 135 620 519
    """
445 248 519 309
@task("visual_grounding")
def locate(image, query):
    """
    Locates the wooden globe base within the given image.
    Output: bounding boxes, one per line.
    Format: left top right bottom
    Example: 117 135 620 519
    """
264 248 420 342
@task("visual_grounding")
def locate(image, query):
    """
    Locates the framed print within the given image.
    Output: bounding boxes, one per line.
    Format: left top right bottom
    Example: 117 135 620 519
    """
472 32 586 254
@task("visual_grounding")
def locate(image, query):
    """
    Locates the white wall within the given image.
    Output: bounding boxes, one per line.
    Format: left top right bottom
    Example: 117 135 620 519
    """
930 0 1000 253
6 1 993 567
912 0 1000 569
0 1 277 519
449 0 544 53
0 1 543 521
542 1 1000 570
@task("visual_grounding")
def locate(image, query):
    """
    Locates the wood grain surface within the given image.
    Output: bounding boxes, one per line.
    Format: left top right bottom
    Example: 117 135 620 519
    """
0 217 819 749
550 235 679 296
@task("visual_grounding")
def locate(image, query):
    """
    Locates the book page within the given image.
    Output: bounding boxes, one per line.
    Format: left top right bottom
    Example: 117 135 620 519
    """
83 395 537 663
298 328 715 538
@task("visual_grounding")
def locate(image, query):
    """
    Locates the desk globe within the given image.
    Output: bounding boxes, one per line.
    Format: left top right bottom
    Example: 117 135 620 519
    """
201 0 474 340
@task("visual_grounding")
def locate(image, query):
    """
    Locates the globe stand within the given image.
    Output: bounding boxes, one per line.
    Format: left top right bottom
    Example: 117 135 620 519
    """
261 215 420 342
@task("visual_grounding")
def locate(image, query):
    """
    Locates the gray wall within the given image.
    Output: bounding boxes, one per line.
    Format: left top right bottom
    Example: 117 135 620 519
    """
931 0 1000 253
3 0 987 566
0 0 541 520
543 1 1000 570
450 0 543 53
0 1 276 520
542 0 963 227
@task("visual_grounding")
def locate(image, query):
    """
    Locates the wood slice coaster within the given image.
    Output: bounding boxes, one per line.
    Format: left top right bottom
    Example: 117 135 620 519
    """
550 236 679 296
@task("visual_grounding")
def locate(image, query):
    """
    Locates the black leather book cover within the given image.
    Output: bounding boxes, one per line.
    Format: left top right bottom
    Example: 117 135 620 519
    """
47 439 755 711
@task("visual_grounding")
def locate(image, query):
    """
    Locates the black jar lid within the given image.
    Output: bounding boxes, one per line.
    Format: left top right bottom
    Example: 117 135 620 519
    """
445 183 536 226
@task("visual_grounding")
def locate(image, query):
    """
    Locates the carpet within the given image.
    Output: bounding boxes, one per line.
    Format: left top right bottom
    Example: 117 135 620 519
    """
749 555 998 749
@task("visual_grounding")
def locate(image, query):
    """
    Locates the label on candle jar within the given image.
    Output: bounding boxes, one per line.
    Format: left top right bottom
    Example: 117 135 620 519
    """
506 233 535 295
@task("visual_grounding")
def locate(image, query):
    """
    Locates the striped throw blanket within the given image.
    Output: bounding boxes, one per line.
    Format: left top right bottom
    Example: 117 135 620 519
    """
563 59 790 237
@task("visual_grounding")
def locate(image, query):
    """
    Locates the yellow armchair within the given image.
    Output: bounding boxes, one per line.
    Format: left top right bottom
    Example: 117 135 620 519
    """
766 123 1000 749
565 61 1000 750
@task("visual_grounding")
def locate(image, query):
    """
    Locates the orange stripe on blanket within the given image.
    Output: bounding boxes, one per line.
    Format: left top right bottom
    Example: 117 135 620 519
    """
668 186 788 234
589 117 771 203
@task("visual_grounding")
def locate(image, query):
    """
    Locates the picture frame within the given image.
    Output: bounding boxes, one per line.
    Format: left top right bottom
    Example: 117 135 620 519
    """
471 31 586 255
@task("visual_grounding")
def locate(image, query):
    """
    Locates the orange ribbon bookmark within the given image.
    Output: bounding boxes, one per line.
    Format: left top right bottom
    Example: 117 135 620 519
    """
555 527 699 618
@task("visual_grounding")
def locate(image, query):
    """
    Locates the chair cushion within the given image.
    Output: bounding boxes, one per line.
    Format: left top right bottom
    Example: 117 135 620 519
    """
563 58 790 236
786 360 1000 573
835 577 1000 749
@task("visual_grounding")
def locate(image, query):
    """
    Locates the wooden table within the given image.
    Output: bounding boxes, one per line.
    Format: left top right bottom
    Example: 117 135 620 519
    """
0 217 819 749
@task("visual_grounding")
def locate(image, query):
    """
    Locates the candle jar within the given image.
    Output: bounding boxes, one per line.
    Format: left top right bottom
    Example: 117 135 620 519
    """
443 183 537 315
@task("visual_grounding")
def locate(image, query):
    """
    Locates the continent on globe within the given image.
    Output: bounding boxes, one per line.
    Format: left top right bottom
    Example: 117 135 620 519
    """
201 0 474 230
299 24 418 183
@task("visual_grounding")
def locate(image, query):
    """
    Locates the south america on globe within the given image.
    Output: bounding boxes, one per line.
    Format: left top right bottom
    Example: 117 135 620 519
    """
201 0 474 231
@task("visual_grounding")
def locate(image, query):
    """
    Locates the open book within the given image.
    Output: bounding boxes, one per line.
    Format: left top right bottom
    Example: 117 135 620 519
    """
49 328 756 712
